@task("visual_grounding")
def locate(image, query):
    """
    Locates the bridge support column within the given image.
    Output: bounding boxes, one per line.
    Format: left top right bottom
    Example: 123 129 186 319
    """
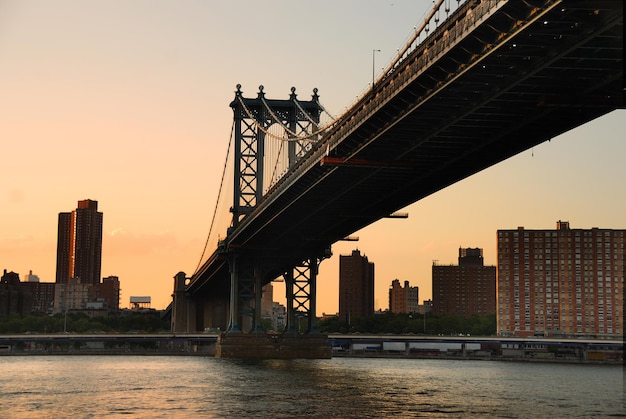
227 255 241 333
171 271 197 333
252 263 264 333
283 256 323 334
308 258 319 333
226 255 267 334
284 269 297 335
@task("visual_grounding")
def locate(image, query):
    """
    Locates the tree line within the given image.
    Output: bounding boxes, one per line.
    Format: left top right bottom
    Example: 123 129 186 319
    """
0 312 169 334
318 312 496 336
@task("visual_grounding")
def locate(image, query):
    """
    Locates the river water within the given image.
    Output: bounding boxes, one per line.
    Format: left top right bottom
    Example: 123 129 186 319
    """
0 356 622 418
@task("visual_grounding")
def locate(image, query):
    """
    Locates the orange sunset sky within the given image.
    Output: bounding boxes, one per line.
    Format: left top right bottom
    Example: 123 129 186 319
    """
1 1 624 314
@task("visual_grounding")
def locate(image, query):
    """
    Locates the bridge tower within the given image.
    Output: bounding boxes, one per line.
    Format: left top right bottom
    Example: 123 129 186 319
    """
217 85 331 358
229 84 321 228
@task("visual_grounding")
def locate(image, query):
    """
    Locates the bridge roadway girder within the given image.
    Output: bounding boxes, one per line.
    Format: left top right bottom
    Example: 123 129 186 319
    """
224 0 622 252
188 0 623 324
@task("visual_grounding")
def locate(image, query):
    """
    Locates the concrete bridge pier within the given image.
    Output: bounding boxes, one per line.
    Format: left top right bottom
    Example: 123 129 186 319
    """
171 272 196 333
172 272 229 333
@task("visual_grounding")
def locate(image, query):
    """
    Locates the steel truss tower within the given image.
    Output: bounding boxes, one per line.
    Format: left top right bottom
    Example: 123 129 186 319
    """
225 85 328 335
229 84 321 228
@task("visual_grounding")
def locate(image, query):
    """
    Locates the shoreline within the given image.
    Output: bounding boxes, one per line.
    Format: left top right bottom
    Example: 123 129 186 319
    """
331 352 623 365
0 349 622 365
0 333 622 364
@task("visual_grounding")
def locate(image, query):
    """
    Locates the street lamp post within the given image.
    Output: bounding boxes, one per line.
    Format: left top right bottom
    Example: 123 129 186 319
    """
372 49 381 87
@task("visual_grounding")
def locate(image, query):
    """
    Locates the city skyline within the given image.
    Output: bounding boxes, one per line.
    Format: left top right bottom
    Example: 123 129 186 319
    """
2 1 624 313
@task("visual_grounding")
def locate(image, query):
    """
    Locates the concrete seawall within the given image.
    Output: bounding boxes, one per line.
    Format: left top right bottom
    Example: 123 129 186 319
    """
0 333 621 364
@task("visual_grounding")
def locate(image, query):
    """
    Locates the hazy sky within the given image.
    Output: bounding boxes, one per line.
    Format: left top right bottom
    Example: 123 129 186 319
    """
2 1 624 313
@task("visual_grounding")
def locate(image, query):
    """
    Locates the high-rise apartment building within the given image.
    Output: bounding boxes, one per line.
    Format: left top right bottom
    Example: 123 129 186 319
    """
389 279 419 314
259 283 286 332
261 283 274 319
497 221 624 338
56 199 103 286
432 247 496 316
339 250 374 322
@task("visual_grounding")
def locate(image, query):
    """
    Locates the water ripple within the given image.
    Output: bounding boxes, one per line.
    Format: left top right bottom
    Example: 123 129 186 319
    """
0 356 622 418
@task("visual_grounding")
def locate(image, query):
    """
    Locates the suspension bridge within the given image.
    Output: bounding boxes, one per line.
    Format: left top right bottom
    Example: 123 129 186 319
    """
169 0 623 358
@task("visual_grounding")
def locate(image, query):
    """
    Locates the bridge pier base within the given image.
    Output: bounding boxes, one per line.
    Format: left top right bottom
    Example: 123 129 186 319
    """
215 333 331 359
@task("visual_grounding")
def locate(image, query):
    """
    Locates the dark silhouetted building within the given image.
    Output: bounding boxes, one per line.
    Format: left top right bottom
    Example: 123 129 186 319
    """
497 221 624 338
339 250 374 322
419 299 433 315
432 247 496 317
389 279 419 314
1 269 56 316
21 281 55 314
56 199 103 286
100 276 121 311
0 270 33 318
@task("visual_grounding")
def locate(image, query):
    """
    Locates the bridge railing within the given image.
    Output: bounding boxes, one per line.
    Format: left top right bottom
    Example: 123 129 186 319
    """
338 0 509 160
377 0 510 87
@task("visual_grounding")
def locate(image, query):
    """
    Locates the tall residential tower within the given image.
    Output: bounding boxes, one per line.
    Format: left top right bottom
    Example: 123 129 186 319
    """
55 199 103 286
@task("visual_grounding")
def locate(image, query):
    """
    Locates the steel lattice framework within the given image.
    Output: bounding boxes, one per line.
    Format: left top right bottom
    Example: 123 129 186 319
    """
230 85 322 229
224 85 326 334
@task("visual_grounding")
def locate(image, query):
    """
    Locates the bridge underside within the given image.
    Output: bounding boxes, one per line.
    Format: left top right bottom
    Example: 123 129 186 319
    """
183 0 622 352
227 0 622 256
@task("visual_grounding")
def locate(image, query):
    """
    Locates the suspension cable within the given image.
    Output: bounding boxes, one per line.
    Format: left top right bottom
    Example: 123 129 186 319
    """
236 95 334 142
260 96 307 139
315 99 337 121
194 120 235 274
293 97 320 127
